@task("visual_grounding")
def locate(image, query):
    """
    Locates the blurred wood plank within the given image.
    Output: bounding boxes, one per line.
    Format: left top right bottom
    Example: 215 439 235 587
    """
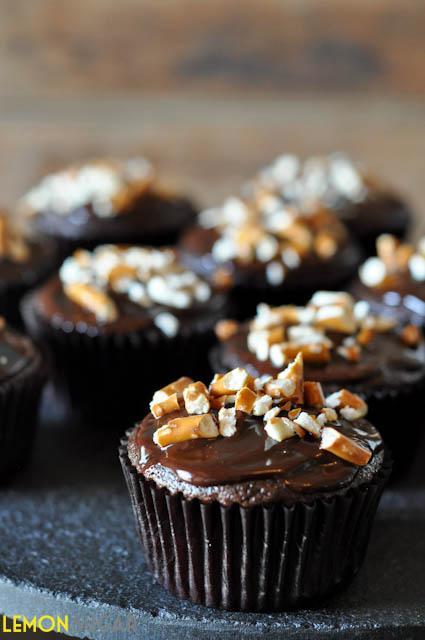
0 0 425 97
0 94 424 234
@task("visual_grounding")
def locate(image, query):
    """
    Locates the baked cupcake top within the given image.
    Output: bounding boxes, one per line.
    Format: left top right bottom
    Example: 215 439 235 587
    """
127 354 384 506
29 245 226 337
21 158 155 220
180 193 356 289
0 316 40 382
248 153 405 221
212 290 425 395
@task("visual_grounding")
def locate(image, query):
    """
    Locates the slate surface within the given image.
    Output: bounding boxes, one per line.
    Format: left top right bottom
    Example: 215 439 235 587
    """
0 387 424 640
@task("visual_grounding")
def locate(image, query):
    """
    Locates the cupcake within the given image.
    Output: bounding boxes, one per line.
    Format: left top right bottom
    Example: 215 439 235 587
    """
21 245 229 426
20 158 197 255
351 234 425 327
180 195 361 318
248 153 411 254
0 210 57 326
0 316 45 477
120 355 390 611
211 290 425 470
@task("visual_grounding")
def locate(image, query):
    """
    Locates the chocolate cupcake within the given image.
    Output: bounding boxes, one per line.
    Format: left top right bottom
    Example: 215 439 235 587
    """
21 245 229 426
120 356 390 611
211 291 425 471
20 158 197 255
180 195 361 318
0 211 57 326
351 234 425 327
248 153 411 254
0 317 45 477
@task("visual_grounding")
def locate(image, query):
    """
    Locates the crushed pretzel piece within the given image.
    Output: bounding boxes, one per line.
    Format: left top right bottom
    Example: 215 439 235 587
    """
218 407 237 437
326 389 368 421
152 377 194 403
356 328 375 346
64 282 118 323
212 267 234 289
210 368 253 396
400 324 421 348
293 411 322 438
183 381 210 415
320 407 338 422
153 414 218 446
252 393 273 416
210 395 236 409
150 393 180 418
288 407 301 420
314 232 338 259
314 305 357 334
276 353 304 403
215 319 240 341
265 417 298 442
320 427 372 466
337 342 361 362
235 386 257 413
304 381 325 407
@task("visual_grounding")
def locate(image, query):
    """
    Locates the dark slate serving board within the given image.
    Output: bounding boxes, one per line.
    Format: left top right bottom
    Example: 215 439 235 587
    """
0 387 424 640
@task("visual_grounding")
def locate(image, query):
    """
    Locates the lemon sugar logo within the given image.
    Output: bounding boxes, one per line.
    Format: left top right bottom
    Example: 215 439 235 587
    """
1 615 69 633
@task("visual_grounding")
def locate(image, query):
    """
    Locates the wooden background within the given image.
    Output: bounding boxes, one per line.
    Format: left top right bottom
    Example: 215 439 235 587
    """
1 0 425 233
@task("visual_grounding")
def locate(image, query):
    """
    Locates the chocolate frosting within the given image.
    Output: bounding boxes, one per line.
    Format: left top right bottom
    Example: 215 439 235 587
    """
330 192 410 236
214 324 425 396
127 408 383 506
180 226 361 290
351 277 425 325
32 193 196 245
29 274 228 337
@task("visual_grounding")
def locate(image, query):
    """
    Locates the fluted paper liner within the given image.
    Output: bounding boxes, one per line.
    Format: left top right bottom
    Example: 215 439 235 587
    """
21 292 219 426
0 351 45 477
119 439 391 611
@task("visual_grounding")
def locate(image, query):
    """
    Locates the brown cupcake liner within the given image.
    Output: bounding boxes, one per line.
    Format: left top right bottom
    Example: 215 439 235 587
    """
119 439 391 611
21 293 220 427
0 350 45 478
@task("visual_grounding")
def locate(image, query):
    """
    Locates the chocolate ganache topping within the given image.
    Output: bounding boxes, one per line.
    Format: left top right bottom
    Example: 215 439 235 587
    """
213 290 425 393
180 187 356 290
128 356 383 506
246 153 393 218
30 245 226 338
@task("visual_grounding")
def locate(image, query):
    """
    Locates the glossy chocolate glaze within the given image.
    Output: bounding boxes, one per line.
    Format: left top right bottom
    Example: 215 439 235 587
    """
28 274 228 338
128 408 383 506
32 192 196 246
351 277 425 326
214 324 425 396
0 329 36 382
179 226 361 290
